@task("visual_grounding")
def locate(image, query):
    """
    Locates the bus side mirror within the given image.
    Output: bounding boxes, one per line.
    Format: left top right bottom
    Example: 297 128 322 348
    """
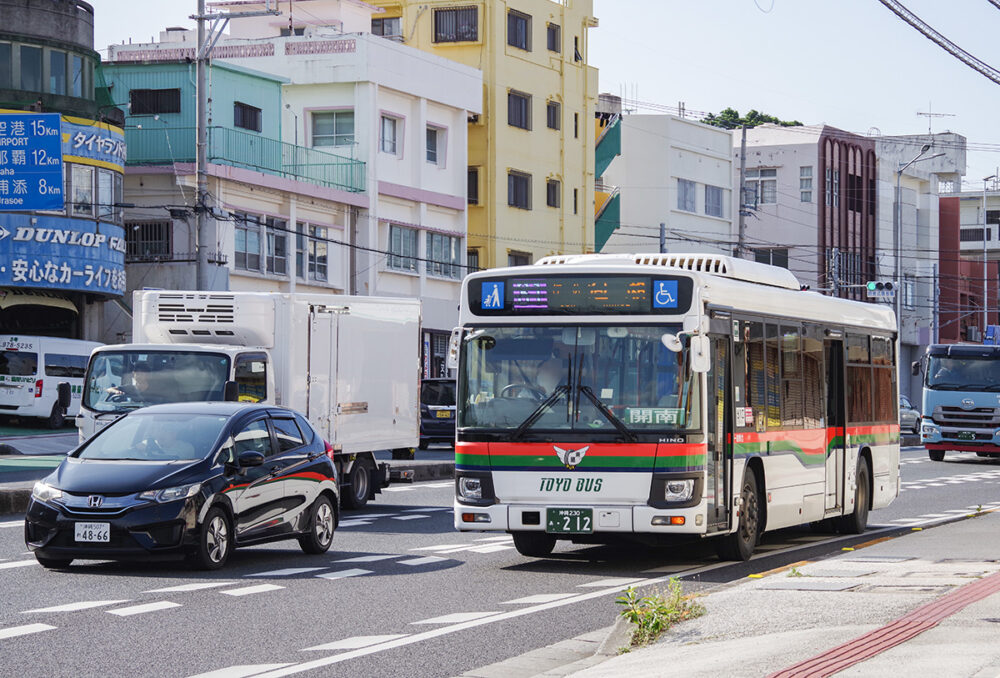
911 360 920 377
690 335 711 373
57 382 72 410
446 327 461 371
223 381 239 402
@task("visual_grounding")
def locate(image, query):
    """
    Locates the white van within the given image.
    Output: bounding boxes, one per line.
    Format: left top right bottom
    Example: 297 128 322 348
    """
0 335 101 428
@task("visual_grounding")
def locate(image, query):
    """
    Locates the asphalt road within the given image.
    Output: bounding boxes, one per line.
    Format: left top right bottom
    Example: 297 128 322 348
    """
1 446 998 678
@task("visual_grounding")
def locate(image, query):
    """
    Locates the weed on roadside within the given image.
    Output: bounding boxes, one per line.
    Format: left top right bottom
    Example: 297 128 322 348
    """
787 566 804 577
615 578 705 648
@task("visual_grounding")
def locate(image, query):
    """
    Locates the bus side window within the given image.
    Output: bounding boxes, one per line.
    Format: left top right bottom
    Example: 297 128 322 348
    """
802 331 825 428
234 353 268 403
846 335 873 423
745 321 765 430
765 323 781 428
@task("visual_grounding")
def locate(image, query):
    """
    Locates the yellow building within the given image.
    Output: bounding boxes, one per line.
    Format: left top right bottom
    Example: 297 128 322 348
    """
369 0 598 269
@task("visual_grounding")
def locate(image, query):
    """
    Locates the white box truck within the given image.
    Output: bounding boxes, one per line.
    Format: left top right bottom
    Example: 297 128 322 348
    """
77 291 421 508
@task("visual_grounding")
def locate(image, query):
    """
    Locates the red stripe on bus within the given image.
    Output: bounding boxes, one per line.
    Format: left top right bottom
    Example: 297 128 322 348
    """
486 442 659 458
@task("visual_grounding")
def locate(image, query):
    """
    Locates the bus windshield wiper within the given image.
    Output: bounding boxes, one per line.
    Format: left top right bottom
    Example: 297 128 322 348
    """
510 385 570 441
578 386 638 443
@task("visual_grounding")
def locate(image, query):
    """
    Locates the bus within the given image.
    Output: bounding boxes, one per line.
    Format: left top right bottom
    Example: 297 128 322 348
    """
450 253 900 561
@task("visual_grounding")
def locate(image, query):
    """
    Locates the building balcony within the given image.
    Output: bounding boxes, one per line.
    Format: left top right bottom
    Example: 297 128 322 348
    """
595 114 620 178
125 125 366 193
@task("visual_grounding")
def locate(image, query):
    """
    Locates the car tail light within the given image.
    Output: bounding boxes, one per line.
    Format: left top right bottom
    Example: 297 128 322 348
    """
34 379 43 398
324 439 335 461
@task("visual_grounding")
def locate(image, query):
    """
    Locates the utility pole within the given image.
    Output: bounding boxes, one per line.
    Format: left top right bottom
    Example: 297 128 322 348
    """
737 125 748 258
830 247 840 297
932 263 939 343
659 222 666 254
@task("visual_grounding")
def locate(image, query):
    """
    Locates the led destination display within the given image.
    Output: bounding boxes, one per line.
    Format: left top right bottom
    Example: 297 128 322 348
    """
471 275 692 315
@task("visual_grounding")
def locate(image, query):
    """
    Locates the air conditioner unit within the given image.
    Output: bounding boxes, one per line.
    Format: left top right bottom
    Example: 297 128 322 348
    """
468 114 480 124
967 325 982 342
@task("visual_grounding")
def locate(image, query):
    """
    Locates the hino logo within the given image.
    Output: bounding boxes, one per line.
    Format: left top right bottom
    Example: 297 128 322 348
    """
554 445 589 470
87 495 104 508
962 398 976 408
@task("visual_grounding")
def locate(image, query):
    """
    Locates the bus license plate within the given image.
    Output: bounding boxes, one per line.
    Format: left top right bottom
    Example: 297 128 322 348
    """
957 431 976 441
74 522 110 543
546 508 593 534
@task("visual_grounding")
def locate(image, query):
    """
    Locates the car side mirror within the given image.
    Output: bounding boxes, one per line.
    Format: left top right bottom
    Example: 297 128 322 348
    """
911 360 920 377
223 381 239 402
237 450 265 467
57 382 72 410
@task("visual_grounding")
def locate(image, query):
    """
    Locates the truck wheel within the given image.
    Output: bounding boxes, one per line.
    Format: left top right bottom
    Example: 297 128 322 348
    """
928 449 945 462
341 458 374 510
512 531 556 558
836 458 870 535
45 402 65 429
715 469 761 561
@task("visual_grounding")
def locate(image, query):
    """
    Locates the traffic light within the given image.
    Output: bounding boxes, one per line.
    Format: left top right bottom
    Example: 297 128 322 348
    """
866 281 895 299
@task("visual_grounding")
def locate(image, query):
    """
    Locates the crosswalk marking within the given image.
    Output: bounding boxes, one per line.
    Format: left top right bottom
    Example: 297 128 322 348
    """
501 593 575 605
577 577 647 588
397 556 447 566
391 515 430 521
145 582 234 593
315 568 371 581
412 611 500 625
0 520 23 529
474 536 514 543
301 635 407 652
0 560 37 570
334 554 399 563
246 567 328 578
23 600 129 613
221 584 285 597
338 519 374 528
108 601 181 616
0 623 56 640
187 664 295 678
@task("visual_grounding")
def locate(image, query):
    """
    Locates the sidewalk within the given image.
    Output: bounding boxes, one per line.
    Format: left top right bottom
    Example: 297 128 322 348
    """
0 431 77 456
570 510 1000 678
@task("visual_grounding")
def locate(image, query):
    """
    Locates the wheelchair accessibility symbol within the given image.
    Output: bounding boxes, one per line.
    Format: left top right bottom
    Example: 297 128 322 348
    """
653 280 679 309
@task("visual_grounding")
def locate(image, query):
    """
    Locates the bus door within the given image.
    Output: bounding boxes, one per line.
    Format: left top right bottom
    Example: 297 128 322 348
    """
824 338 846 511
705 332 732 531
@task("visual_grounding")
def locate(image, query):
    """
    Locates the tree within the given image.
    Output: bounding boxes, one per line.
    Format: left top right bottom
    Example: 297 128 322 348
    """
701 107 803 130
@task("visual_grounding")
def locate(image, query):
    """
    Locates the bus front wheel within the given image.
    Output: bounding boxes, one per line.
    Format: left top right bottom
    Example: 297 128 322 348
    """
512 531 556 558
716 470 761 562
928 449 945 462
837 459 870 535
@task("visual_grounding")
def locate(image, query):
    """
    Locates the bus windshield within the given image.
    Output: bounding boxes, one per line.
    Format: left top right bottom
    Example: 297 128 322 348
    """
84 350 232 413
459 325 700 436
926 355 1000 391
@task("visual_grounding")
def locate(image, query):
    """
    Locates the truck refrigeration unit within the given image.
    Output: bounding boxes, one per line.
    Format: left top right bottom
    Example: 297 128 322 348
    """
78 291 421 508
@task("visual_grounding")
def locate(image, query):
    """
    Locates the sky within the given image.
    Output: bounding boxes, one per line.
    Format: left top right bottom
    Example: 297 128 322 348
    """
88 0 1000 189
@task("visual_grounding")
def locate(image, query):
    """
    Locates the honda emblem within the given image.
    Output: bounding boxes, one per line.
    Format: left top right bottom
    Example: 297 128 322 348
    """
87 495 103 508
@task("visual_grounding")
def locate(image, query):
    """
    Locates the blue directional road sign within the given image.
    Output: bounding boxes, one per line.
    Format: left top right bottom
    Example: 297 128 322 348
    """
0 113 64 211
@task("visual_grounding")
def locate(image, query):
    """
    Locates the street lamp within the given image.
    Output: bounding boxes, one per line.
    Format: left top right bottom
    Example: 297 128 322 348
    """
984 174 996 337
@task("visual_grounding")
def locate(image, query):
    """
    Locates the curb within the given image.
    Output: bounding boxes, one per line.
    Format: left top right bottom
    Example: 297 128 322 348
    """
0 486 31 515
397 461 454 482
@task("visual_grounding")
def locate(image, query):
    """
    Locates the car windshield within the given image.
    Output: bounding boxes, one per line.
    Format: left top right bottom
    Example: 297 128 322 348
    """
78 412 230 461
459 325 699 436
84 350 232 412
422 380 456 406
926 356 1000 391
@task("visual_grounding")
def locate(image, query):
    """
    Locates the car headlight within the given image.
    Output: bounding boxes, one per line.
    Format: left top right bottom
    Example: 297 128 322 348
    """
665 479 695 503
32 481 62 503
139 482 202 503
458 477 482 500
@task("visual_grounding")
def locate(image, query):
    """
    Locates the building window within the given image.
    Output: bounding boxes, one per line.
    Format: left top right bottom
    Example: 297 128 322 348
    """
800 166 812 203
546 179 560 208
507 10 531 51
371 17 401 38
71 54 83 98
434 6 478 42
753 247 789 269
677 178 696 212
960 228 991 243
468 167 479 205
467 249 480 272
746 168 777 205
20 45 42 92
296 223 329 282
508 170 531 210
125 221 171 262
573 113 578 138
279 26 305 36
508 90 531 130
547 23 560 52
705 184 724 218
508 251 531 267
832 169 840 207
426 126 439 164
573 188 578 215
574 36 582 62
235 213 262 271
266 217 287 275
49 49 66 95
380 115 399 154
546 101 560 130
130 88 181 115
388 224 418 272
97 169 114 220
0 44 11 90
71 164 93 217
234 102 262 132
428 232 462 279
312 110 354 147
903 276 915 309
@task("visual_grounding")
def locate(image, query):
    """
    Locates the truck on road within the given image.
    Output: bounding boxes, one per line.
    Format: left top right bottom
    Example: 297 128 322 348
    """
78 291 421 508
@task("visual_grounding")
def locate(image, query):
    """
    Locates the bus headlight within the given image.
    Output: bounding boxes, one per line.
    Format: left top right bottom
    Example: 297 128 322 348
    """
665 479 694 502
458 477 483 500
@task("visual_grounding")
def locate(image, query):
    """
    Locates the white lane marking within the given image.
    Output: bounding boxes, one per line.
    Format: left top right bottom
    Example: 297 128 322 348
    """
333 555 398 563
466 545 514 554
402 507 452 513
0 560 37 570
919 514 948 518
411 543 469 551
0 520 24 528
577 577 647 588
246 567 329 578
501 593 576 605
187 664 295 678
0 623 56 640
337 520 373 528
23 600 129 614
474 536 514 543
391 515 429 521
145 582 235 593
314 569 370 581
348 514 396 520
221 584 285 597
380 487 414 493
397 556 447 566
411 611 500 625
108 601 182 616
301 635 408 652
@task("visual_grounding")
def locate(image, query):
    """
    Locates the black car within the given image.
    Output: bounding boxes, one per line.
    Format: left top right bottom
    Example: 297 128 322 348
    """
419 378 456 449
24 402 339 570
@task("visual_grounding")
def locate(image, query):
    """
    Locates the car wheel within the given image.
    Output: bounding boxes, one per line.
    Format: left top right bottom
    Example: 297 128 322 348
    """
299 495 336 554
189 506 232 570
928 449 945 462
512 531 556 558
35 554 72 569
716 469 761 561
340 457 374 510
45 402 65 429
836 458 870 535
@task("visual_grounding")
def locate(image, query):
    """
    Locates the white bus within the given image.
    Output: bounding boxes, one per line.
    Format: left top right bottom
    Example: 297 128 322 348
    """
451 254 900 560
0 335 101 428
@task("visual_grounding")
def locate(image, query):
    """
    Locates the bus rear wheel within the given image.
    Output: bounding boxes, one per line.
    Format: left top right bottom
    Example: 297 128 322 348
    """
716 470 760 562
512 531 556 558
928 450 945 462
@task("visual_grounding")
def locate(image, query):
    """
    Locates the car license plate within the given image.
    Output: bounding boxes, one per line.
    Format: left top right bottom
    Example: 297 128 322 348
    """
957 431 976 441
546 508 593 534
74 522 110 543
435 410 452 419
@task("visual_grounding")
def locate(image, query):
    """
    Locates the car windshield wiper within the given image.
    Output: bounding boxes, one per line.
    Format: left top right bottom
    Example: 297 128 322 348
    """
578 386 638 443
929 382 963 390
510 385 570 441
